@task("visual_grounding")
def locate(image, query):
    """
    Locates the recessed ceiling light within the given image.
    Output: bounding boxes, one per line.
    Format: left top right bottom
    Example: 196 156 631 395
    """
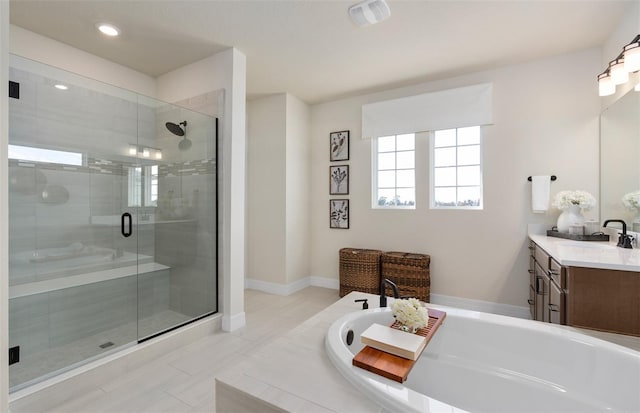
349 0 391 27
54 84 68 90
97 23 120 37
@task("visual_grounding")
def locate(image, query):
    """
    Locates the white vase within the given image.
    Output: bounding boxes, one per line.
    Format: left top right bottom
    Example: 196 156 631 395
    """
633 212 640 233
557 204 584 233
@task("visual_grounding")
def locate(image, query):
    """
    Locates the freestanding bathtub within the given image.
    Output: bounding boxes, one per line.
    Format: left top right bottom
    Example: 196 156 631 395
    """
326 305 640 413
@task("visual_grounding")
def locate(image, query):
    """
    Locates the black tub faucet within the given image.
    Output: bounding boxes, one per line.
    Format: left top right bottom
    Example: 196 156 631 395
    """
603 219 633 248
380 278 400 308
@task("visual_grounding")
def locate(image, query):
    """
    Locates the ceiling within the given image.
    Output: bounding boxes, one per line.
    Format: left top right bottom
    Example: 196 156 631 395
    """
9 0 632 104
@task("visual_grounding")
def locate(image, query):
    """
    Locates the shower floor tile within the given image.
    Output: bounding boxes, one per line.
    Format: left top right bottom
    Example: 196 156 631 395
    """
9 310 192 389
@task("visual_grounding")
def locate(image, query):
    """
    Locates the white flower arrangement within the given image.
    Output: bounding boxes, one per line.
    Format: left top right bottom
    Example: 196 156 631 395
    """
552 190 596 211
390 298 429 333
622 190 640 212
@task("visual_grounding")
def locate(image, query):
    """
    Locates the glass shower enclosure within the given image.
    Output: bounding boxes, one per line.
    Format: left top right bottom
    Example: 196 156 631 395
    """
7 55 218 390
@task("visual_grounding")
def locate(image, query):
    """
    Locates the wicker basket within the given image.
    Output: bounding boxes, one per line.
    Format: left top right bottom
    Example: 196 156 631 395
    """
339 248 382 297
381 252 430 302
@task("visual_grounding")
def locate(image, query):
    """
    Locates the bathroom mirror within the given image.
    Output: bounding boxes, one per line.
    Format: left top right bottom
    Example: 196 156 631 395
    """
600 89 640 230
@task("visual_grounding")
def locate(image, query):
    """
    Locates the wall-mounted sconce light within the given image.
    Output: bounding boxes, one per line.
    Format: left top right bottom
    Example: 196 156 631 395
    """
598 34 640 96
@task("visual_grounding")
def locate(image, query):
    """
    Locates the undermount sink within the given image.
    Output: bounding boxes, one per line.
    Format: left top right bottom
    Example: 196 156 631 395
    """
561 241 616 250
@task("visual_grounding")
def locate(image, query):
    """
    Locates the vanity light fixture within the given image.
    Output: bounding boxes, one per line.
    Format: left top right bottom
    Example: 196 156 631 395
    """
155 150 162 160
598 34 640 96
609 58 628 85
54 84 68 90
128 145 137 156
142 148 150 158
97 23 120 37
598 72 615 96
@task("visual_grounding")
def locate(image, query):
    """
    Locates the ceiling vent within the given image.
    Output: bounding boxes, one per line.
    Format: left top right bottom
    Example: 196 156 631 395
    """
348 0 391 27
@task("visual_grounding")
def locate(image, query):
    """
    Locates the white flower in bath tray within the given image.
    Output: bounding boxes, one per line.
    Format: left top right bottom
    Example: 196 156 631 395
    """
391 298 429 333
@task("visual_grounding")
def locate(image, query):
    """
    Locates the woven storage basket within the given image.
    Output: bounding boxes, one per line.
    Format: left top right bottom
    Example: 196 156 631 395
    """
381 252 430 302
339 248 382 297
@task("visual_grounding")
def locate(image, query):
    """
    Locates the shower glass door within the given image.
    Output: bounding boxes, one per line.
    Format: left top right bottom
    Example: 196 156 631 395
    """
134 96 218 341
8 55 218 391
8 57 140 389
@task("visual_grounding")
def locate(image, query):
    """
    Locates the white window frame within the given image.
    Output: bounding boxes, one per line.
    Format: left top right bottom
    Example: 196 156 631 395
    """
145 164 158 207
128 165 158 208
429 126 483 210
371 133 416 209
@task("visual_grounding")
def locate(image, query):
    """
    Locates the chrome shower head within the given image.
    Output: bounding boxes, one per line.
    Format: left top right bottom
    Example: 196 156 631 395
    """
165 121 187 137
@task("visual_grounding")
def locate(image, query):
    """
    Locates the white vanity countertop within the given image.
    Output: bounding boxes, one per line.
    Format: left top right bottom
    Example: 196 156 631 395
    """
529 234 640 272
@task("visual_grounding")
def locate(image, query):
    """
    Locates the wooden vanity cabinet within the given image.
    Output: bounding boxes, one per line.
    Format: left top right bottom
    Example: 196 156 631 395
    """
527 242 536 319
565 267 640 336
528 241 565 325
528 239 639 336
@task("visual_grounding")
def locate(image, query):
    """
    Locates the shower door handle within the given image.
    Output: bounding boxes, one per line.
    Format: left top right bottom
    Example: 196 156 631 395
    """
121 213 132 237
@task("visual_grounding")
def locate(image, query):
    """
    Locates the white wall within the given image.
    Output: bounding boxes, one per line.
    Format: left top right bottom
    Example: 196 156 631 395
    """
158 48 247 331
1 3 9 412
246 93 311 288
285 95 311 284
309 48 601 307
247 94 287 283
10 25 156 97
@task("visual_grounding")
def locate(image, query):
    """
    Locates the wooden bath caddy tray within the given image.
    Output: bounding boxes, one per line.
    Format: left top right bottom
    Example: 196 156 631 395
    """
352 309 446 383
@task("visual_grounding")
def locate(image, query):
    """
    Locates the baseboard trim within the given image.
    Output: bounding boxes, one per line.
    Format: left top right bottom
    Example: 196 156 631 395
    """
222 311 246 332
245 277 529 319
430 293 531 319
309 276 340 290
245 276 339 295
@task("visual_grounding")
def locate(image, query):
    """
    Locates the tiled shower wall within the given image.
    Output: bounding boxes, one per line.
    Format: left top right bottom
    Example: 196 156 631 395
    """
156 159 217 318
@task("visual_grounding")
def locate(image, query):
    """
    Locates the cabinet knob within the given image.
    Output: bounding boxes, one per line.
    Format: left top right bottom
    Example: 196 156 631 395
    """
528 269 534 274
548 304 560 312
527 299 535 305
549 270 559 275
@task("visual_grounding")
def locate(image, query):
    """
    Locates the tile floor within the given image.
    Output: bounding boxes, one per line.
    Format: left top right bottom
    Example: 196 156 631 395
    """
10 310 193 389
9 287 340 413
9 287 640 413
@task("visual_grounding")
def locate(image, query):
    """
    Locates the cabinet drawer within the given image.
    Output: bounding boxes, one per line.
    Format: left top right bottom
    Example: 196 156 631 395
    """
549 258 565 288
534 245 550 269
548 278 565 325
529 257 535 287
535 262 549 322
528 285 536 320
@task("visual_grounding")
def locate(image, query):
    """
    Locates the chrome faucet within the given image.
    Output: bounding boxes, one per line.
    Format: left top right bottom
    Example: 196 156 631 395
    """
380 278 400 308
603 219 633 248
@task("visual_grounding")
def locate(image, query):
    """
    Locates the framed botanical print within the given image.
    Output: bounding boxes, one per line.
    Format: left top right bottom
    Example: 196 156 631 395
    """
329 199 349 229
330 130 349 161
329 165 349 195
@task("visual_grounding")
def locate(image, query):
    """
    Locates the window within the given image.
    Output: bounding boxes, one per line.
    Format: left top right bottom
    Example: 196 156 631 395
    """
128 165 158 207
431 126 482 208
372 133 415 208
8 144 83 166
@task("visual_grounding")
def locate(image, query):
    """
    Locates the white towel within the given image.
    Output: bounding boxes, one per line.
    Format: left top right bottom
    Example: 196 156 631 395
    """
531 175 550 213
